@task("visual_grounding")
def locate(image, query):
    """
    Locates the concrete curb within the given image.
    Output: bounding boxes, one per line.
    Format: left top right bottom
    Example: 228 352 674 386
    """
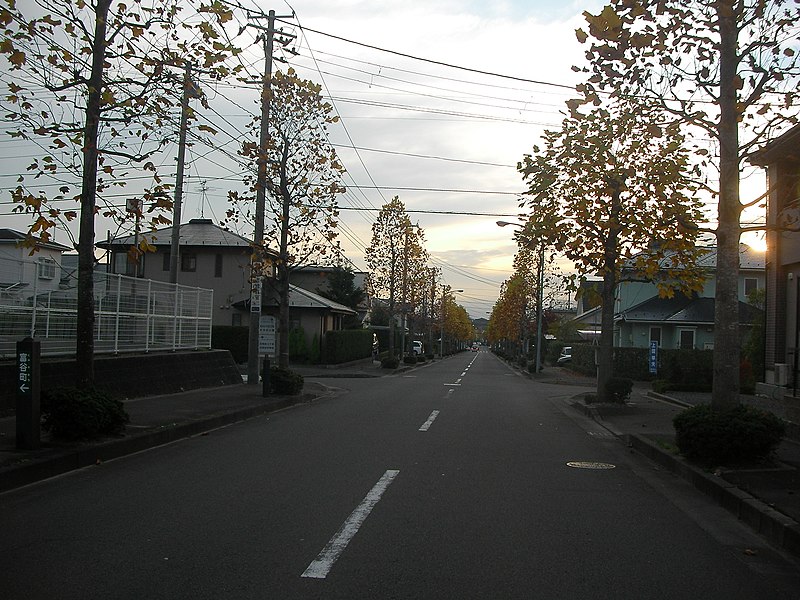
569 398 800 559
0 394 308 494
628 433 800 559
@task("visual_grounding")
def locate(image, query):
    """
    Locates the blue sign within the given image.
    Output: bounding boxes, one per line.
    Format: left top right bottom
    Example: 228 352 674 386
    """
649 341 658 374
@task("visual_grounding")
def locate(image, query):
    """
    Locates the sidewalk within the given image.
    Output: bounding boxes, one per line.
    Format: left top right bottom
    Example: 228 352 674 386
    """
0 356 391 493
538 368 800 559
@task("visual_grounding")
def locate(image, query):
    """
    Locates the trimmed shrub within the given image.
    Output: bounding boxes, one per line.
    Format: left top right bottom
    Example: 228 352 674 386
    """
321 329 373 364
41 387 129 441
288 327 309 363
381 356 399 369
605 377 633 403
269 367 304 395
403 355 417 365
673 404 785 466
417 354 427 363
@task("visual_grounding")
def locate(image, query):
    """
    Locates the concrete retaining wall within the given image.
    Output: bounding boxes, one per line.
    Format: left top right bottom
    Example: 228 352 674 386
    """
0 349 242 411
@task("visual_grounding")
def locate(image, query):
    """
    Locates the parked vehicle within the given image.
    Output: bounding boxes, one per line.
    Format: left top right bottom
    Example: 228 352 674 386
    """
412 340 423 355
557 347 572 365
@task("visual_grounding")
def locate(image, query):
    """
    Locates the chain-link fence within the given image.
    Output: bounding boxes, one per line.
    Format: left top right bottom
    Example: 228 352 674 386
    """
0 255 213 359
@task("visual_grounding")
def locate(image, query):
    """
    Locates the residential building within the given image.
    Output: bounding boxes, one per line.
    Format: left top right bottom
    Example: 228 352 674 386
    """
98 218 274 326
615 245 765 350
751 123 800 387
0 229 71 302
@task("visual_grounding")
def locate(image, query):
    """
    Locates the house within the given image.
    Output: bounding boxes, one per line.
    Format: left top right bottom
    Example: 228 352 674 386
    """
290 265 369 325
98 218 276 327
751 123 800 387
615 245 765 350
0 229 72 302
99 219 358 357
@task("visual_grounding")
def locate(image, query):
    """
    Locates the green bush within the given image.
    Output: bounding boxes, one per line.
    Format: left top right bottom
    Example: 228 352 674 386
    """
417 354 427 363
381 356 399 369
321 329 373 364
605 377 633 403
673 404 785 466
41 387 129 441
288 327 308 363
269 367 304 395
403 355 417 365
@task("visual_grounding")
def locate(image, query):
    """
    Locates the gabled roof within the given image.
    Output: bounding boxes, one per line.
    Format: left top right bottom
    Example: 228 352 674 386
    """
0 228 71 252
623 243 764 272
618 294 762 326
750 123 800 166
284 284 356 314
97 218 270 252
236 284 356 315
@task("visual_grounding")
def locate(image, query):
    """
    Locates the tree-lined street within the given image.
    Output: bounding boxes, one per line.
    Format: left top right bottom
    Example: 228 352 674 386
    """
2 353 797 599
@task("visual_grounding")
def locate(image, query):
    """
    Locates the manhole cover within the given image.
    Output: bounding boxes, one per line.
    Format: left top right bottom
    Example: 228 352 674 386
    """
566 461 616 470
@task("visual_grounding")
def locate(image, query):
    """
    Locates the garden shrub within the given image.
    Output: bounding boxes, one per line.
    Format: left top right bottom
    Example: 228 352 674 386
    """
605 377 633 403
417 354 427 363
673 404 785 466
381 356 399 369
403 355 417 365
269 367 304 395
41 387 129 441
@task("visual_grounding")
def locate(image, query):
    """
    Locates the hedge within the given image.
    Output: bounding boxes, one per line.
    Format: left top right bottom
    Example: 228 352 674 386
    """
321 329 373 364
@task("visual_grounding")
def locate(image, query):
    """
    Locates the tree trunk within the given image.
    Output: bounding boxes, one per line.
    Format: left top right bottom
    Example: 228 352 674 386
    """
277 148 292 369
597 185 622 402
76 0 110 389
712 0 742 411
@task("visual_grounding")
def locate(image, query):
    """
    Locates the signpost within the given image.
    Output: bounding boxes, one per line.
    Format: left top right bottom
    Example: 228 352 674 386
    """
16 337 41 450
649 341 658 375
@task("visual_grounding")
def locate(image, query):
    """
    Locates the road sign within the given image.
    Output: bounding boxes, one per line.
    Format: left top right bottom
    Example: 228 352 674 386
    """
649 341 658 375
16 337 41 450
258 315 276 355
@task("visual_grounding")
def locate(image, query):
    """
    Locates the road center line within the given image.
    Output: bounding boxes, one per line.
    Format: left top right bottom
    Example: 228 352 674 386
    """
301 469 400 579
419 410 440 431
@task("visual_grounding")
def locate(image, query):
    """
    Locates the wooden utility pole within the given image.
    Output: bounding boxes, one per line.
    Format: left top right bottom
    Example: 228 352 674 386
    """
247 10 295 382
169 62 194 284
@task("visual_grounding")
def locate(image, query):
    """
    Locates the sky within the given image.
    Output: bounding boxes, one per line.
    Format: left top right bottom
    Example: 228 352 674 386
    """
0 0 769 319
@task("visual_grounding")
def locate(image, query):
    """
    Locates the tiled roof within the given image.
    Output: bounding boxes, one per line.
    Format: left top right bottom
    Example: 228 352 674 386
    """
0 228 71 252
98 219 263 250
619 294 762 326
623 243 764 271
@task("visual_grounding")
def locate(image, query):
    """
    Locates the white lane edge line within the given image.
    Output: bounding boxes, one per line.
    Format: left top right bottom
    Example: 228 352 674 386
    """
301 469 400 579
418 410 440 432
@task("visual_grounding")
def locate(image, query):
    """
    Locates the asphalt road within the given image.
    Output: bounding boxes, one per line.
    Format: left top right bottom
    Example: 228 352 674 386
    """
1 351 799 599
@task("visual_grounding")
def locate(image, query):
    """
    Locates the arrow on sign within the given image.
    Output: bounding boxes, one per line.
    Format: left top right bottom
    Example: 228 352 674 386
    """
19 383 29 394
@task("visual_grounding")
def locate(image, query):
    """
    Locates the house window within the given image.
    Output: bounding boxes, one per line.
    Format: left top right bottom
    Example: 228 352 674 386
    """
214 254 223 278
113 252 143 277
744 277 759 297
37 257 56 280
649 327 662 347
679 329 695 350
181 253 197 272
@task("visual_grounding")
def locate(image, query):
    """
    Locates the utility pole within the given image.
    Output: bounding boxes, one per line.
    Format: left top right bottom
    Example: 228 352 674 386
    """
246 10 295 384
169 62 193 284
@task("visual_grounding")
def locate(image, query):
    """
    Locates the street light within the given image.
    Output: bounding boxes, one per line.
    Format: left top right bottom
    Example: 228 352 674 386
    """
497 221 545 373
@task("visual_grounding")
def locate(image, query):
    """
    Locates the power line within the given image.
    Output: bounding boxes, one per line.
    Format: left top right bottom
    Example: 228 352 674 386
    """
279 20 578 92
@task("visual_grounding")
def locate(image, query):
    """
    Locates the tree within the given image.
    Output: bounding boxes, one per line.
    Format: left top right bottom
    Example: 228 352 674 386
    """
0 0 234 387
364 197 428 358
519 97 706 401
228 68 345 369
316 265 366 329
576 0 800 409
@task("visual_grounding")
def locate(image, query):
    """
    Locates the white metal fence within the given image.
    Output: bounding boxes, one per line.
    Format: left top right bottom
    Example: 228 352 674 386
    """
0 255 213 359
